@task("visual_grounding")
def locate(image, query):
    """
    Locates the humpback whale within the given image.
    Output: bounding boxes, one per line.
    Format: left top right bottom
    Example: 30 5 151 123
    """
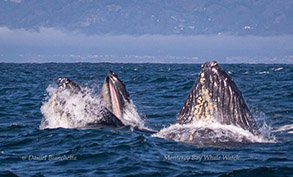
153 61 260 146
45 71 134 129
100 71 131 122
176 61 259 135
99 71 150 131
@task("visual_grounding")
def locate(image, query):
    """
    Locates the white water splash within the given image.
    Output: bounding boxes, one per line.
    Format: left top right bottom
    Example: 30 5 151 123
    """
273 67 283 71
152 120 276 145
40 84 148 130
40 85 104 129
121 99 151 131
272 124 293 133
257 71 270 75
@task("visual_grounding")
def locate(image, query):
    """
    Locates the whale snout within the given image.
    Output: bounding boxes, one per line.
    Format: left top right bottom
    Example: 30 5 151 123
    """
58 78 70 86
57 78 81 93
201 61 218 69
58 78 70 89
108 70 118 78
200 61 226 79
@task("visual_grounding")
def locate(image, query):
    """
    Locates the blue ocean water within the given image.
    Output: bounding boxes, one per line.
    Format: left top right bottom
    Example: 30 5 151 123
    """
0 63 292 176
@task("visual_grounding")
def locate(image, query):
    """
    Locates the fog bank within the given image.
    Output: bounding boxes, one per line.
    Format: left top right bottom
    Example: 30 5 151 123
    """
0 27 292 63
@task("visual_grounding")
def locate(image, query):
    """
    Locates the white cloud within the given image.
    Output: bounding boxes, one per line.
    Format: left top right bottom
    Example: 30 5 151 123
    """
9 0 22 3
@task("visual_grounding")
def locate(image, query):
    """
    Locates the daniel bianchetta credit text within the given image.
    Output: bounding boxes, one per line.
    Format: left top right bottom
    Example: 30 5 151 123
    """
163 154 240 162
21 155 77 161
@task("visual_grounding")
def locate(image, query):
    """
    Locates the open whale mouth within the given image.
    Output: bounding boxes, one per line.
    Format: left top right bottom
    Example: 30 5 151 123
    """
101 71 130 120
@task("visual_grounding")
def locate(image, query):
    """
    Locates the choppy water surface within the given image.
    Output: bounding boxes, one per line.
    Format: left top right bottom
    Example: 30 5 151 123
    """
0 63 292 176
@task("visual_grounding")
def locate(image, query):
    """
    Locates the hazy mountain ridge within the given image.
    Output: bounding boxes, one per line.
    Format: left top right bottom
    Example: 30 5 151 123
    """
1 0 292 36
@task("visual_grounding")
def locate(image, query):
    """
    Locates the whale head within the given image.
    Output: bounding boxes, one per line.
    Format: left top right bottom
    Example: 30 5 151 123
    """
57 78 81 94
176 61 258 134
101 71 130 121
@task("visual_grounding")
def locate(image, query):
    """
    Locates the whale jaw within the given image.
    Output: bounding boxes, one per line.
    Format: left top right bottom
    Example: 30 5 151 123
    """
101 71 130 121
176 61 258 135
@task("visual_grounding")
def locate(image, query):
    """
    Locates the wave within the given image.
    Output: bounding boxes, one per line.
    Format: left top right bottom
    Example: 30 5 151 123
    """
272 124 293 133
273 67 283 71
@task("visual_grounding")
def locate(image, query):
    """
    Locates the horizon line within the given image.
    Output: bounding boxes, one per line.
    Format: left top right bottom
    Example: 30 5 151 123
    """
0 61 291 65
